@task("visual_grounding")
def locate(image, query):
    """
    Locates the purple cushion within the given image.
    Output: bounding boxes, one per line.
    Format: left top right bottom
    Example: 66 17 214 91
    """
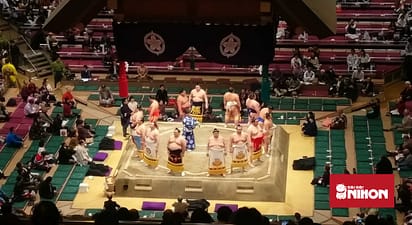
114 141 123 150
105 167 112 176
93 152 108 161
141 201 166 211
214 204 238 212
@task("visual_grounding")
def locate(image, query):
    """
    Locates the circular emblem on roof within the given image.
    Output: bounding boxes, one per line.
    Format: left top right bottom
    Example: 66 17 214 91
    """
219 33 241 58
144 31 165 55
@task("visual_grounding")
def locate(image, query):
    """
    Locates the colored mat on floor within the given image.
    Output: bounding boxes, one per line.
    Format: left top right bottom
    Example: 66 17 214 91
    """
114 141 123 150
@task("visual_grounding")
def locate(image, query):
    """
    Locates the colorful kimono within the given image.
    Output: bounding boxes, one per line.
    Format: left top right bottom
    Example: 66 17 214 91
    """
251 136 263 160
231 143 248 168
208 147 226 175
183 116 198 150
143 138 158 167
167 148 184 173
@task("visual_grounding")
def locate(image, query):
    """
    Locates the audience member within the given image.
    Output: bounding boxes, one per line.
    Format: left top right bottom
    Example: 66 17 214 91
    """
63 98 75 118
38 176 57 199
39 78 56 102
215 206 233 224
57 142 76 164
137 63 152 80
330 112 347 130
286 76 302 97
231 207 263 225
0 96 9 122
366 98 381 119
361 77 374 96
190 208 214 223
352 67 365 82
303 67 315 84
375 156 393 174
291 54 303 78
156 84 169 118
77 119 95 142
117 207 130 221
1 58 17 87
104 194 120 211
302 112 317 137
73 139 92 166
359 49 371 70
347 48 359 71
80 65 92 81
50 56 66 88
128 209 140 221
31 201 62 225
172 196 189 217
24 98 39 118
345 19 360 40
62 87 76 107
311 164 330 187
6 127 23 148
398 148 412 170
99 84 114 107
0 202 20 225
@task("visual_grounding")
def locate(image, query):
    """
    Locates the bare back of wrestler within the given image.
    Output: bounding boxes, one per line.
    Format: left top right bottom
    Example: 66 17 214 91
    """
245 94 260 124
223 90 241 127
148 97 160 122
177 90 190 119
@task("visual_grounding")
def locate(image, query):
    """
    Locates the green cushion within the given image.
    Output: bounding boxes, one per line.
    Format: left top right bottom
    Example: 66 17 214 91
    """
399 170 412 178
331 208 349 217
59 192 77 201
272 113 286 119
332 152 346 159
294 104 308 110
332 166 346 174
274 119 286 125
73 86 87 91
279 98 294 104
286 119 300 125
308 104 322 111
279 104 294 110
85 209 102 217
128 86 138 92
63 185 79 193
308 99 322 105
323 104 337 111
13 201 27 209
52 177 67 186
295 98 309 105
314 201 330 210
278 216 296 221
315 193 329 201
336 98 351 105
317 130 330 137
87 94 100 101
323 99 337 105
52 107 63 113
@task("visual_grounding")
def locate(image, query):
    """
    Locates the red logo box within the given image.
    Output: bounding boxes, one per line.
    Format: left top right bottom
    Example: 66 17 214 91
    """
330 174 394 208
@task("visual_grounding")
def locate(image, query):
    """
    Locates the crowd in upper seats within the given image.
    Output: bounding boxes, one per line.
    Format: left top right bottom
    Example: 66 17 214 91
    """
0 0 60 25
271 46 374 99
